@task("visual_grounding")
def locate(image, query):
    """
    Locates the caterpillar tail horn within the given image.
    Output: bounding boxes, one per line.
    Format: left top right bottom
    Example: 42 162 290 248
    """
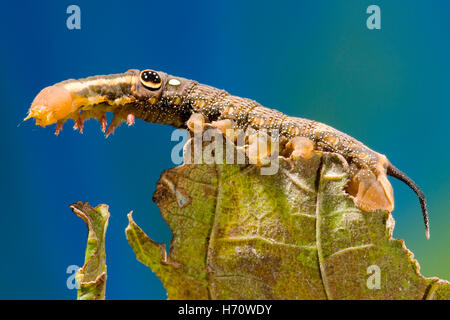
387 163 430 239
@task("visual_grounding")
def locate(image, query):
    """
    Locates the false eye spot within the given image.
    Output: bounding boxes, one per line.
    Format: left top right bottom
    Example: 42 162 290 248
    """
168 78 181 86
139 70 162 90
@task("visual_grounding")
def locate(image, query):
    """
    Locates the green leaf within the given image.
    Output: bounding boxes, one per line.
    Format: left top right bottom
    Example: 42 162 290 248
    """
126 138 450 300
70 201 109 300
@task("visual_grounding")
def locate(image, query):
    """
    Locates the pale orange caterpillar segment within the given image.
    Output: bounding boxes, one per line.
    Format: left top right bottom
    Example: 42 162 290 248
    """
285 136 315 160
246 133 273 166
24 85 76 127
187 113 206 134
348 168 394 213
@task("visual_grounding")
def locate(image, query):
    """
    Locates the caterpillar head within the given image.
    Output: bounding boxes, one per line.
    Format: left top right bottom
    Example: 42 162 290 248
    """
25 69 194 136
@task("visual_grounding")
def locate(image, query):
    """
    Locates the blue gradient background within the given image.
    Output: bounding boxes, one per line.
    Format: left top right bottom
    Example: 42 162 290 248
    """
0 1 449 299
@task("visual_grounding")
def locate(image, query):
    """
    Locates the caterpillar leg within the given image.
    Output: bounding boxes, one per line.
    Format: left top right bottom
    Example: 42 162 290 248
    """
245 131 273 166
211 119 233 135
211 119 242 142
347 166 394 212
210 120 272 166
187 115 244 144
187 113 208 134
284 136 315 160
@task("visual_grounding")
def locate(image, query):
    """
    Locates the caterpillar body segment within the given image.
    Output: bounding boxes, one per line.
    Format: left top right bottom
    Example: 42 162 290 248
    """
26 68 429 238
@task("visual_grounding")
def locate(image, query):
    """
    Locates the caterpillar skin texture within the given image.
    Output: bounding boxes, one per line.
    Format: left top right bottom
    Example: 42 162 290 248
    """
25 68 430 238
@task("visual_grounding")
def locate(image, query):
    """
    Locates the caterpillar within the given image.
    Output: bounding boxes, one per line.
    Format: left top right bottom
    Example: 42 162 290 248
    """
25 68 430 238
